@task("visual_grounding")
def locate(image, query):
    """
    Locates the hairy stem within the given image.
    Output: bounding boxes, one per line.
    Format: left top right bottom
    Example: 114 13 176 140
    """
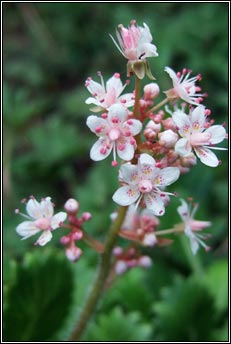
69 205 128 341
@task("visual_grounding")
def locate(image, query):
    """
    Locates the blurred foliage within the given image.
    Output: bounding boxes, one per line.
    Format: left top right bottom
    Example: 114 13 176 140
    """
3 2 228 341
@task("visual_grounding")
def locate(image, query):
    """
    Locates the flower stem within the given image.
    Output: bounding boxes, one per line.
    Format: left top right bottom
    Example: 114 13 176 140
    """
133 76 141 119
69 205 128 341
155 223 184 236
147 97 169 114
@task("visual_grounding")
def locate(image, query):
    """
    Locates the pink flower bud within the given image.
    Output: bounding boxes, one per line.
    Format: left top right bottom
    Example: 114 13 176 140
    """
81 212 92 222
65 245 82 262
142 233 157 246
64 198 79 214
138 256 152 268
158 129 178 148
60 235 71 245
114 260 128 275
113 246 123 256
143 83 160 99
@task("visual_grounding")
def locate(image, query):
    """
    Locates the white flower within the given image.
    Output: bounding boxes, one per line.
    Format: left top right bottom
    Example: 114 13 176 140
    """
112 153 180 216
85 72 134 112
172 105 227 167
86 103 142 166
16 197 67 246
177 199 211 255
110 20 158 61
164 67 204 106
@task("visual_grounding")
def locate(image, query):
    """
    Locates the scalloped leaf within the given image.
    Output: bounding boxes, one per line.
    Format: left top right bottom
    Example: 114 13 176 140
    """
3 249 74 341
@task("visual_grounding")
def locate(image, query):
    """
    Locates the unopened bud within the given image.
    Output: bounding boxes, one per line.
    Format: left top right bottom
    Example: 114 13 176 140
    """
143 83 160 99
158 129 178 148
114 260 127 275
138 255 152 268
64 198 79 214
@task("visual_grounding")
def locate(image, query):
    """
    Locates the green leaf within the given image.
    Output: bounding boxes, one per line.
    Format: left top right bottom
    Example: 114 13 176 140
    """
152 276 216 341
3 249 74 341
203 259 228 313
83 307 152 341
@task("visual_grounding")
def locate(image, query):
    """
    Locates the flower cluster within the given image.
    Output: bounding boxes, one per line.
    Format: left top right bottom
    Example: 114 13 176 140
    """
15 19 227 274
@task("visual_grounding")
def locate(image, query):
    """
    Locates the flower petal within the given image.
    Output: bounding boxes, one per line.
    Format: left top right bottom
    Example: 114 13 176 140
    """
86 79 104 97
86 115 108 135
123 119 142 136
175 138 192 156
190 105 206 132
164 66 178 84
185 225 199 255
16 221 40 239
90 138 112 161
138 153 156 180
107 103 127 124
26 198 42 219
36 230 52 246
177 199 190 222
194 146 219 167
50 212 67 229
40 197 54 218
116 139 136 161
205 125 226 144
154 167 180 186
118 93 135 108
119 162 139 183
172 110 191 137
112 185 140 206
106 74 123 96
144 193 165 216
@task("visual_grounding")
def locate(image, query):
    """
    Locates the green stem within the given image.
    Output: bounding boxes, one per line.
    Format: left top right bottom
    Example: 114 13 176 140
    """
69 205 128 341
147 97 169 114
155 224 184 236
133 76 141 118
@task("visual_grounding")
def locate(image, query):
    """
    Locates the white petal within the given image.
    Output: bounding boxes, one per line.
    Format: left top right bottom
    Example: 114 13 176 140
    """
50 212 67 229
118 93 135 108
164 67 178 83
123 119 142 136
194 146 219 167
185 226 199 255
144 193 165 216
40 197 54 218
16 221 40 239
190 105 206 132
177 199 190 222
86 79 104 96
85 96 101 106
26 198 42 219
139 42 158 58
139 153 156 166
119 163 139 184
205 125 226 144
154 167 180 186
172 110 191 137
36 230 52 246
107 103 127 123
90 139 112 161
106 75 123 96
175 138 192 156
86 115 107 135
116 139 136 161
112 185 140 206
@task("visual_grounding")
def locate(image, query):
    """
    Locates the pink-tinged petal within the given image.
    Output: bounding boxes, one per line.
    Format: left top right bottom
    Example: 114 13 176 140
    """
177 199 190 222
112 185 140 206
138 153 156 180
119 162 139 184
26 198 42 219
90 138 113 161
175 138 192 156
123 119 142 136
104 87 117 108
16 221 40 239
106 75 123 96
36 230 52 246
118 93 135 108
86 116 108 135
86 79 104 97
164 67 178 84
107 103 127 123
190 105 206 132
144 193 165 216
116 139 136 161
172 110 191 137
40 197 54 218
194 146 219 167
138 42 158 58
50 212 67 229
154 167 180 186
205 125 226 144
185 225 199 255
